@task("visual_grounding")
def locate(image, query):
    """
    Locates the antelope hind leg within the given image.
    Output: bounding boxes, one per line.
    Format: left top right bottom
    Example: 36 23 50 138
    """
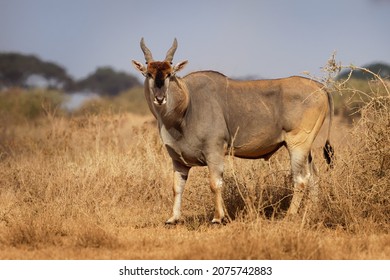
208 163 225 224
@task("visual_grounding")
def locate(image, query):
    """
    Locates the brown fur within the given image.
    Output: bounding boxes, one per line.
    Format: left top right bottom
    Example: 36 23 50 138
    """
147 62 172 78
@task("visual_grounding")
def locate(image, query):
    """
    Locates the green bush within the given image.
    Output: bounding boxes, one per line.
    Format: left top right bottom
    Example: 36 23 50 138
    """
74 87 150 116
0 88 64 122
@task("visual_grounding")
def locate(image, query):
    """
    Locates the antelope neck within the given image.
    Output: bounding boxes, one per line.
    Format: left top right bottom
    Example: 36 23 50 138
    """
155 76 189 129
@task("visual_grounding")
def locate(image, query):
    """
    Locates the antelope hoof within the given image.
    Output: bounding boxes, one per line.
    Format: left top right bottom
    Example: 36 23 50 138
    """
165 218 177 225
211 218 222 224
166 216 183 225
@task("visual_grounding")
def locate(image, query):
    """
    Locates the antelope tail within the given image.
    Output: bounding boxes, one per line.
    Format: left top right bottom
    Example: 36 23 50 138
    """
323 90 335 168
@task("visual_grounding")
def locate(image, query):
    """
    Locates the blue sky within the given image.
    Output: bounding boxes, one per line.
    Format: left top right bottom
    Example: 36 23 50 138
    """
1 0 389 81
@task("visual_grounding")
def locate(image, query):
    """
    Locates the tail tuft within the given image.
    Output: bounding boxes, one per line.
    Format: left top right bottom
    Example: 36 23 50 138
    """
323 140 334 168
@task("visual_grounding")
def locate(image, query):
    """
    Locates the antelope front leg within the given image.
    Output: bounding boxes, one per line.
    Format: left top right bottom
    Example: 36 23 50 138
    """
166 161 190 225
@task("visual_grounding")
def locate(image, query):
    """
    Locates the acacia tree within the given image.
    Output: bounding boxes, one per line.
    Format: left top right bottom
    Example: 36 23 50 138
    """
74 67 140 96
0 53 72 89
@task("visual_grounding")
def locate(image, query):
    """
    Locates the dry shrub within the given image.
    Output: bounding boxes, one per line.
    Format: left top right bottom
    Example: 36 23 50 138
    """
222 152 292 222
314 74 390 232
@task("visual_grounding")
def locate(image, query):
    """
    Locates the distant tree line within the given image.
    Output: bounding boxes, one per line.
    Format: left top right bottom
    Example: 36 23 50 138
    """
337 62 390 80
2 53 388 95
0 52 140 96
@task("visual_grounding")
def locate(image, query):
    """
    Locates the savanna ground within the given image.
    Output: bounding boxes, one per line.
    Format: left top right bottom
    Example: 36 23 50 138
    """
0 66 389 260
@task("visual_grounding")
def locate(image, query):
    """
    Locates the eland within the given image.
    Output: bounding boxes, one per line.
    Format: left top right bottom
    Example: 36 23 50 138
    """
132 38 334 224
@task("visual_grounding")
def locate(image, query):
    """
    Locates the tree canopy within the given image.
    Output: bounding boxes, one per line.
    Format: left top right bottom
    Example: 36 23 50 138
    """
72 67 140 96
0 53 72 89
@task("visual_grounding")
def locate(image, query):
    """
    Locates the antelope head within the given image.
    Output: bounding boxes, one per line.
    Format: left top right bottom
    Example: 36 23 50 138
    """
132 38 188 105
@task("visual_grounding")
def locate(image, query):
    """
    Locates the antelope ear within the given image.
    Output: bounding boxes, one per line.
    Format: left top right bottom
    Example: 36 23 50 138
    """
173 60 188 75
132 60 147 77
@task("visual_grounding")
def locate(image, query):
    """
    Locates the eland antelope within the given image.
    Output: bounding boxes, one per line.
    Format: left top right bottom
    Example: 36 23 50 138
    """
132 38 334 224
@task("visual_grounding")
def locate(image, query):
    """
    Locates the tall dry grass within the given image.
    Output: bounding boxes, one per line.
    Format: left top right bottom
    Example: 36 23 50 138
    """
313 63 390 232
0 65 389 259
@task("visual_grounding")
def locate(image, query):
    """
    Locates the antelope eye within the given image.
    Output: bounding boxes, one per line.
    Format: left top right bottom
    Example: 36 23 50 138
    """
147 73 153 78
166 73 171 78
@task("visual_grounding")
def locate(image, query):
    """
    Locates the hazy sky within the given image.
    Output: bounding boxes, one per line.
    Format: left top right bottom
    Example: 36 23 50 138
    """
1 0 389 81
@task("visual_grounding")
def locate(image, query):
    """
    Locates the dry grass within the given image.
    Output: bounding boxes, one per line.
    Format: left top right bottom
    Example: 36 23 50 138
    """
0 72 389 260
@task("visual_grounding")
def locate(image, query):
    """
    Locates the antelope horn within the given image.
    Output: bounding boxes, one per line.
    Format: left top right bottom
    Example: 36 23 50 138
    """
165 38 178 63
140 38 153 63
